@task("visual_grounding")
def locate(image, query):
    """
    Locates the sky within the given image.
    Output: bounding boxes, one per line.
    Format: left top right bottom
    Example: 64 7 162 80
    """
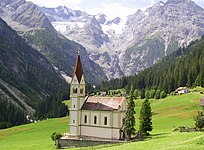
27 0 204 19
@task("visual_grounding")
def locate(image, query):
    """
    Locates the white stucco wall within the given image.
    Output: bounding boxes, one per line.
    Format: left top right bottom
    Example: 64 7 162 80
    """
80 97 85 109
70 111 78 125
81 126 120 139
69 126 77 135
71 98 77 109
113 112 119 127
80 110 125 139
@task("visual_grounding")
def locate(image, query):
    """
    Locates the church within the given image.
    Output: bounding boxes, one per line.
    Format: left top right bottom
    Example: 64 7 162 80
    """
68 53 127 141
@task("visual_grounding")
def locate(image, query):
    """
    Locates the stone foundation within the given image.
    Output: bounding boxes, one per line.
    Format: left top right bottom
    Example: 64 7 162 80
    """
56 135 121 149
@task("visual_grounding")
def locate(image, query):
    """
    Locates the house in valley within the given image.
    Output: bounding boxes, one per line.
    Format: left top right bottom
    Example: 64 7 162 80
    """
67 53 127 141
175 87 189 94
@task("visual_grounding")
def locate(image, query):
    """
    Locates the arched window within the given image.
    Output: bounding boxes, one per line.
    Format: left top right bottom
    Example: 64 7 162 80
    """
84 115 87 123
104 117 107 125
94 116 97 124
73 87 77 94
80 88 83 94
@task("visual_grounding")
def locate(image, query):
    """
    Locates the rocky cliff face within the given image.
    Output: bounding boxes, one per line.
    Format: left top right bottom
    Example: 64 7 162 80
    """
0 0 55 32
41 0 204 78
40 6 125 79
118 0 204 75
0 0 107 83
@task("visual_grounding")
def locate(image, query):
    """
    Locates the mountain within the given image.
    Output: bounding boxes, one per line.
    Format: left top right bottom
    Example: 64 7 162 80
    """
100 35 204 98
0 0 108 84
0 0 55 32
0 17 67 114
40 6 126 79
118 0 204 75
41 0 204 78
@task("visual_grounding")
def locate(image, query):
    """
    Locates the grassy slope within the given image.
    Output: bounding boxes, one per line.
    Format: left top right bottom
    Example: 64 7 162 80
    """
109 92 204 150
0 117 68 150
0 93 204 150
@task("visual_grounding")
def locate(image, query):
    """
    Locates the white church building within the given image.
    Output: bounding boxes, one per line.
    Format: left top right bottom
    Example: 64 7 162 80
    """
68 53 127 141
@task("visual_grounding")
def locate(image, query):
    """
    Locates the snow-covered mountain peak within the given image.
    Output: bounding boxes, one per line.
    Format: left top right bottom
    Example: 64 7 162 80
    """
41 6 127 36
101 17 127 35
40 0 204 79
95 13 107 24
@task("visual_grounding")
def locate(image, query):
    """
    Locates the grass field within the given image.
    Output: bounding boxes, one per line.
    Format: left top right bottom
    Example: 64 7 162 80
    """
0 117 68 150
0 92 204 150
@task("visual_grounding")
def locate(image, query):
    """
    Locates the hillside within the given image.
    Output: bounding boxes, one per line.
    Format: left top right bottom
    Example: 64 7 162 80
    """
21 29 107 84
0 92 203 149
0 97 27 129
0 0 108 84
0 17 67 114
100 35 204 96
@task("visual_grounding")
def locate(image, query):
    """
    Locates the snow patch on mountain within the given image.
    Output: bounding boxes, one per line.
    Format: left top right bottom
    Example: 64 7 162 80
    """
52 21 85 33
101 17 127 35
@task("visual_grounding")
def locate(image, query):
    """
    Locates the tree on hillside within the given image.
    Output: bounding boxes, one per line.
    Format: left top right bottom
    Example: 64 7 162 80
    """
140 89 145 99
34 91 68 120
194 111 204 130
124 87 136 140
139 99 153 135
133 89 140 98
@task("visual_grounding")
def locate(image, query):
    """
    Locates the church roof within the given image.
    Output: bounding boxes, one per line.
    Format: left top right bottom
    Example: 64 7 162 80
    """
72 54 83 83
82 97 126 111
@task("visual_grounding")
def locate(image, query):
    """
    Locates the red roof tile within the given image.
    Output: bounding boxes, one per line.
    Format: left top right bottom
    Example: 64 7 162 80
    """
72 54 83 83
82 97 126 111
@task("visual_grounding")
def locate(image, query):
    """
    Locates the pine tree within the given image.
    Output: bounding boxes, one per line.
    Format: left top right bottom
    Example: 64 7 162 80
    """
124 87 136 140
194 111 204 130
139 99 153 135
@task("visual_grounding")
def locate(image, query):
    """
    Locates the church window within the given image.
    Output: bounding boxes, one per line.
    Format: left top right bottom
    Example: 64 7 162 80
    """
80 88 83 94
94 116 97 124
73 87 77 94
73 105 75 108
104 117 107 125
73 120 75 123
84 115 87 123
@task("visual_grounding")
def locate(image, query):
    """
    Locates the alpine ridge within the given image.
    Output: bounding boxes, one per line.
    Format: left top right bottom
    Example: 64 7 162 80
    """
41 0 204 78
0 0 108 84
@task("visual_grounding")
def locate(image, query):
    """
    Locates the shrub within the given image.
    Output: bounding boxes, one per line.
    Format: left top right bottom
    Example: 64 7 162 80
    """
194 111 204 130
51 132 62 145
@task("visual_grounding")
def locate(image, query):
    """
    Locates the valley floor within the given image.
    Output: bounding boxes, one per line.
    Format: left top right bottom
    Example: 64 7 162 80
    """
0 92 204 150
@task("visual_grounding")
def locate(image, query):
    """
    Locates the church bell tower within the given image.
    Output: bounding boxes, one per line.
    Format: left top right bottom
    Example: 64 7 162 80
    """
69 53 86 137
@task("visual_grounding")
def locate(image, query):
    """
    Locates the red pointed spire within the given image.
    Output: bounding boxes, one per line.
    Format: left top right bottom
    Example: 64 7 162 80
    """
72 53 83 83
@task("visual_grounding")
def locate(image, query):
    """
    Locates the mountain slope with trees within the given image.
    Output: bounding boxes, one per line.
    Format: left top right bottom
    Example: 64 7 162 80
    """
100 36 204 97
0 97 27 129
0 0 107 84
0 17 67 116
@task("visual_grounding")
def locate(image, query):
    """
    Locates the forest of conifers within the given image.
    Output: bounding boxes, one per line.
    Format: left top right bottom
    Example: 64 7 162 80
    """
0 97 27 129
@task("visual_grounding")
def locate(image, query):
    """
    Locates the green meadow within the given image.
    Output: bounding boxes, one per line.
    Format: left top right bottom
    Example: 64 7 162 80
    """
1 92 204 150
